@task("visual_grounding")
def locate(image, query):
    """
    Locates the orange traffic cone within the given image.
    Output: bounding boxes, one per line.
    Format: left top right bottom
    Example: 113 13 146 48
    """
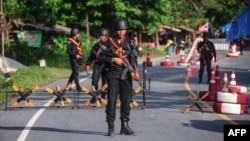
199 67 216 101
177 54 187 66
229 70 236 85
145 52 152 67
208 68 216 92
215 65 221 91
221 73 228 92
160 55 174 67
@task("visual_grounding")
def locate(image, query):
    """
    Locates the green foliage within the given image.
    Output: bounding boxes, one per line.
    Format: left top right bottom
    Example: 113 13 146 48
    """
9 41 46 66
9 65 70 88
4 0 26 18
50 35 67 55
0 76 14 89
0 75 15 104
4 0 250 36
141 47 166 57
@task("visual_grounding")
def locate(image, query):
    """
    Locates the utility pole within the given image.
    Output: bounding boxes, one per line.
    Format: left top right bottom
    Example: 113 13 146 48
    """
0 0 5 73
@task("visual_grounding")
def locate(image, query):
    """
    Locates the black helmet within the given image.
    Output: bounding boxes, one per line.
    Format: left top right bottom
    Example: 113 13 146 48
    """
113 18 128 30
99 28 109 36
70 28 80 36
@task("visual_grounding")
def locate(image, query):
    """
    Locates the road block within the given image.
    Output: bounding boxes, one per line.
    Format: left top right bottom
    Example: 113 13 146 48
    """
10 85 40 108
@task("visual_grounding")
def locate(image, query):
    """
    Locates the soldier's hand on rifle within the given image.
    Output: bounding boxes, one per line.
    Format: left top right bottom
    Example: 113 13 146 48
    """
131 72 140 81
111 57 124 66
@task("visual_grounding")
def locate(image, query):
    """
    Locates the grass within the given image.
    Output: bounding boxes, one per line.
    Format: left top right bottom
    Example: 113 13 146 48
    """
141 46 166 57
0 66 71 104
0 47 165 104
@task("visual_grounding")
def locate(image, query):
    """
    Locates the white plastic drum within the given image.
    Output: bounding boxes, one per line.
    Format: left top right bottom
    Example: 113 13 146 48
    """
216 92 247 104
213 102 245 114
228 85 248 94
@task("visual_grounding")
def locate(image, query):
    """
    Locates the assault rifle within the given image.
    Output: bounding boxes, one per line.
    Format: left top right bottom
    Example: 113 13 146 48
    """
108 37 146 93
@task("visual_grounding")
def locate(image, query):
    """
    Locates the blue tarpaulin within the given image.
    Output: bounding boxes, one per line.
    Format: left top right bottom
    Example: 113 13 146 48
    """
220 22 232 34
226 6 250 42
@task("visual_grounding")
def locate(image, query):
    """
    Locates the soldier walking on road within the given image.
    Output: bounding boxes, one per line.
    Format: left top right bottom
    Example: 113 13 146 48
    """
65 28 82 91
85 28 109 99
98 18 139 136
197 32 216 84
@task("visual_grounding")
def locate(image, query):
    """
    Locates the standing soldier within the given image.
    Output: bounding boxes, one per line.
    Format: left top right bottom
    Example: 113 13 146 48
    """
98 18 139 136
85 28 109 99
197 32 217 84
65 28 82 91
234 37 245 55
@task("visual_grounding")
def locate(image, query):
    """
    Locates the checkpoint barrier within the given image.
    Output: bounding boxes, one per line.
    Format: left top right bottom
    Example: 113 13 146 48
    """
9 85 40 108
213 102 246 115
212 69 248 115
198 68 217 101
4 63 148 110
183 92 208 114
81 83 108 108
116 62 148 110
45 85 73 107
116 86 144 108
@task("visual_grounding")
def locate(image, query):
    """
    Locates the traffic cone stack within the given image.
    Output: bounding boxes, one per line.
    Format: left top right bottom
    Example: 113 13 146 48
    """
177 53 187 66
213 71 247 115
199 68 217 101
208 68 216 92
227 44 240 57
145 52 152 67
221 73 229 92
160 55 174 67
227 70 248 93
215 65 221 91
229 70 236 85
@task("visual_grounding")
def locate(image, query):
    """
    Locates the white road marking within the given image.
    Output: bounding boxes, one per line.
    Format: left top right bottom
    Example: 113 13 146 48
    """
17 76 90 141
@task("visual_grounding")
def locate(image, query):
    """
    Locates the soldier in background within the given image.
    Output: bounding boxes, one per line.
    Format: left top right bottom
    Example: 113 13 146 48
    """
85 28 109 99
234 37 245 55
197 32 217 84
65 28 82 91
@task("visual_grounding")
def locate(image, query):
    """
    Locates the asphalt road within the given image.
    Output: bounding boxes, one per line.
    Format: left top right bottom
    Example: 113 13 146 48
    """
0 49 250 141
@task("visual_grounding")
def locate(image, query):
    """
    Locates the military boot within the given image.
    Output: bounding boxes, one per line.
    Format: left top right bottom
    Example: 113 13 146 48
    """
120 120 136 135
107 122 115 136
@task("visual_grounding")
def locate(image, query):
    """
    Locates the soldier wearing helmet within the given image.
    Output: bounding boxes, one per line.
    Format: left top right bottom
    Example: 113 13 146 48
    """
85 28 110 99
98 18 138 136
197 32 217 84
64 28 82 91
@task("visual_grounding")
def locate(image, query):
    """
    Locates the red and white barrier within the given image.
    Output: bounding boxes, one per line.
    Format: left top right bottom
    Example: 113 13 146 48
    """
216 92 247 104
213 102 245 115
